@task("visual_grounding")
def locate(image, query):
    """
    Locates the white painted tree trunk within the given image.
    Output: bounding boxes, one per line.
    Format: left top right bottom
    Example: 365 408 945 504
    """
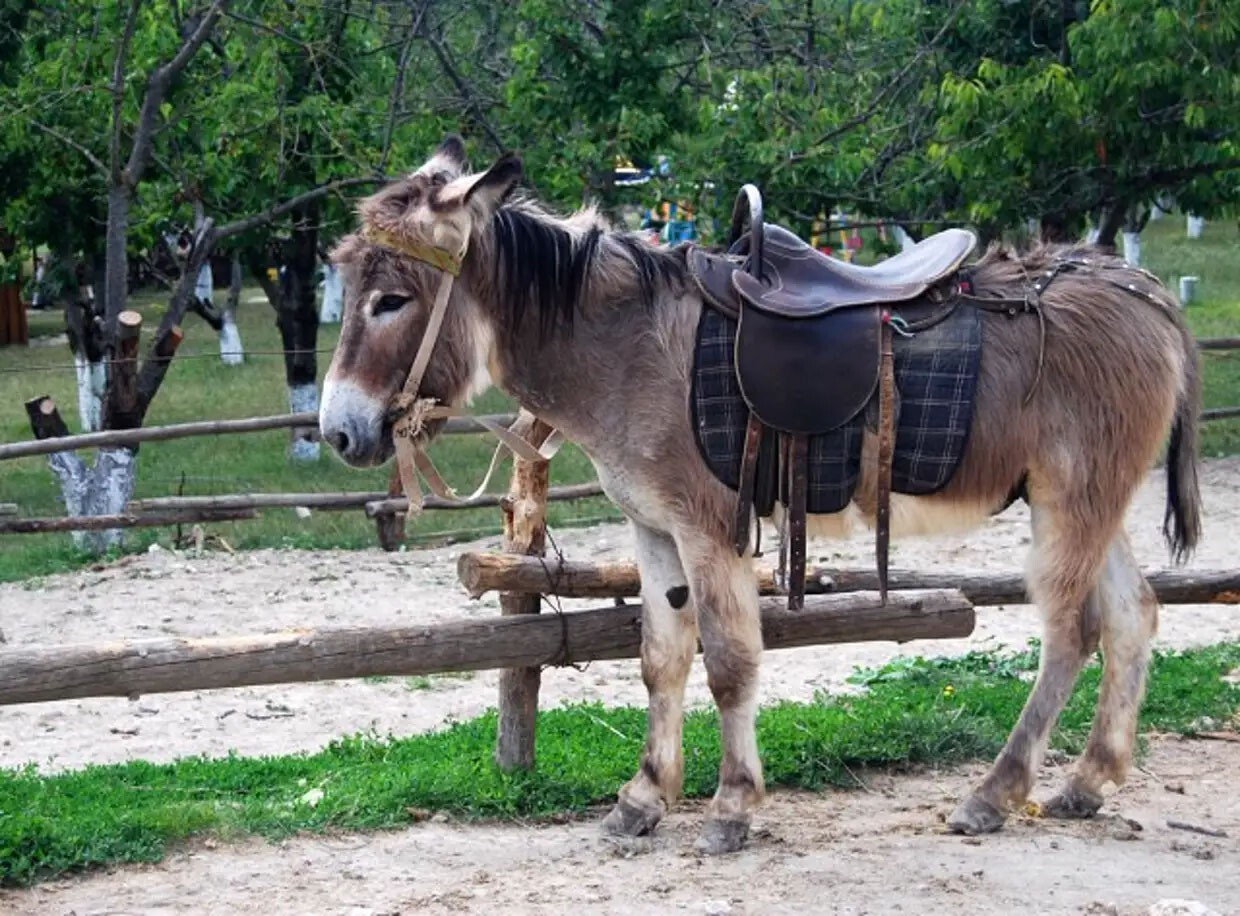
81 447 137 551
288 383 320 461
1085 226 1101 245
43 446 137 551
1122 231 1141 266
319 264 342 323
219 313 244 365
1187 215 1205 239
73 354 106 432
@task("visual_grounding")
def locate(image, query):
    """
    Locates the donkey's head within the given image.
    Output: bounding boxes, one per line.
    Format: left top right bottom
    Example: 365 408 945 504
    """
320 135 523 466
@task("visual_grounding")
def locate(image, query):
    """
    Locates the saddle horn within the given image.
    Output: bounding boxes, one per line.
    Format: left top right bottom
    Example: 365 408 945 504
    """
729 184 765 281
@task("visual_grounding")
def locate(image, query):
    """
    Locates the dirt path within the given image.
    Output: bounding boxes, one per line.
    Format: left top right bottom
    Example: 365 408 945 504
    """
4 738 1236 916
0 460 1237 914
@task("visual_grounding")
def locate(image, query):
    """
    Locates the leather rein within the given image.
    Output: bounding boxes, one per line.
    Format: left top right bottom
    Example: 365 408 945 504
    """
359 225 563 520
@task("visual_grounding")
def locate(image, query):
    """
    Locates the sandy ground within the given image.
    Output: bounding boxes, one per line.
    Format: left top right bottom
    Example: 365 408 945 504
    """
4 737 1236 916
1 459 1238 914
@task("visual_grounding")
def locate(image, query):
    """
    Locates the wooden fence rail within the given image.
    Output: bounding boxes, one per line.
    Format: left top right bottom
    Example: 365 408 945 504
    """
0 411 518 462
1199 337 1240 351
0 589 973 707
457 553 1240 606
0 508 257 533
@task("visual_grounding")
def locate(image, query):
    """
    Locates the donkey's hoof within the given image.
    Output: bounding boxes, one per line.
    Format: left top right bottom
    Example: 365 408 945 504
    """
694 818 749 855
1044 784 1104 820
947 794 1006 836
601 799 662 838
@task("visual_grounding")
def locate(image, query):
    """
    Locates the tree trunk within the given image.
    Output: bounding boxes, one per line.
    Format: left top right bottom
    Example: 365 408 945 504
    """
318 262 342 323
64 294 107 433
103 184 131 339
220 253 244 365
1039 212 1079 243
1094 202 1128 249
279 202 322 461
24 396 135 552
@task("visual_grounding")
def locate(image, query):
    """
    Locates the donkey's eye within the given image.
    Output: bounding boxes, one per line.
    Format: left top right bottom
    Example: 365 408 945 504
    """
374 293 411 315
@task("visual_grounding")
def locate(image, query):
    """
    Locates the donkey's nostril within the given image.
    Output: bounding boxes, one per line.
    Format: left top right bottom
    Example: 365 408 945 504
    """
330 430 350 455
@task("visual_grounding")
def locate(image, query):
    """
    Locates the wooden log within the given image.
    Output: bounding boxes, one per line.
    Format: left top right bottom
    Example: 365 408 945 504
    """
0 589 974 707
494 414 554 772
0 411 519 462
456 553 1240 606
365 482 603 518
1198 337 1240 351
23 396 70 440
131 492 391 512
106 310 143 431
1203 406 1240 422
0 508 257 533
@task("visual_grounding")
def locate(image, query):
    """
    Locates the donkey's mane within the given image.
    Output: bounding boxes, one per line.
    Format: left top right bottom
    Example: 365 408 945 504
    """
486 198 686 337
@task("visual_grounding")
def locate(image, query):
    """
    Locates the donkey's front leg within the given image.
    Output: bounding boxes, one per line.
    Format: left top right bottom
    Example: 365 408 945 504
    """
602 523 697 838
678 530 765 854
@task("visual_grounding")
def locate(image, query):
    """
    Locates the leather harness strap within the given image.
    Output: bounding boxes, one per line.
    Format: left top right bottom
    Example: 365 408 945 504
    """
363 224 562 521
875 314 896 603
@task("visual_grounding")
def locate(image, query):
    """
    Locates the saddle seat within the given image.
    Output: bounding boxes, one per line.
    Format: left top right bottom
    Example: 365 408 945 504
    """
734 225 977 316
688 224 977 318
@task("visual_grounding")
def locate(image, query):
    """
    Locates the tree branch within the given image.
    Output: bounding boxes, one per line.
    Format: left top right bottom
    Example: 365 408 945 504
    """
380 0 430 172
783 1 967 167
421 22 506 153
214 175 385 241
110 0 142 184
123 0 229 187
30 121 107 176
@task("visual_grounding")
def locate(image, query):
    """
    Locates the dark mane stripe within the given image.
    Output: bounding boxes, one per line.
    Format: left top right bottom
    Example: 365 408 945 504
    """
490 204 684 337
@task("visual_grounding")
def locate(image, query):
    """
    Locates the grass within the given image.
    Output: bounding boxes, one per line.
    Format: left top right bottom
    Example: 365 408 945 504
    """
0 641 1236 887
0 217 1237 581
0 288 615 582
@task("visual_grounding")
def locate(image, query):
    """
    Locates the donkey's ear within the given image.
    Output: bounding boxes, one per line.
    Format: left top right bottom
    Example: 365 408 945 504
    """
464 153 523 208
440 153 523 214
434 133 469 171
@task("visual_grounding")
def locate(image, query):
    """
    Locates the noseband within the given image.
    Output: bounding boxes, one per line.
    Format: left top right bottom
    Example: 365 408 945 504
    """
358 225 561 518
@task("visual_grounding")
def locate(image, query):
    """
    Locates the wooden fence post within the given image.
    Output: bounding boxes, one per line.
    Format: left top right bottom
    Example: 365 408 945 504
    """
494 415 554 770
374 465 405 551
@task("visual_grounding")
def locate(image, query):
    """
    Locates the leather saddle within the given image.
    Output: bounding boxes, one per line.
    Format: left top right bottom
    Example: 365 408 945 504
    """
687 185 977 608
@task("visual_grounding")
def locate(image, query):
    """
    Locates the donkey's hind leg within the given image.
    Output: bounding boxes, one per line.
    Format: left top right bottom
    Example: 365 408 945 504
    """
676 528 765 855
948 497 1113 835
1045 533 1158 818
602 523 697 838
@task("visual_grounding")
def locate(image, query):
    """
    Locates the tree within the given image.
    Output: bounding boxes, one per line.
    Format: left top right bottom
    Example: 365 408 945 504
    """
0 1 404 547
932 0 1240 244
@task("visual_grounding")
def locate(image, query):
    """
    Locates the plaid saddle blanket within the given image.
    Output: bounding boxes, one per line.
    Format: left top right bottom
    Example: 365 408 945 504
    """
691 302 982 514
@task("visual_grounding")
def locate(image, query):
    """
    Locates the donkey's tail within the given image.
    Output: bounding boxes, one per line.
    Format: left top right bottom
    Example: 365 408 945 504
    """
1164 322 1202 563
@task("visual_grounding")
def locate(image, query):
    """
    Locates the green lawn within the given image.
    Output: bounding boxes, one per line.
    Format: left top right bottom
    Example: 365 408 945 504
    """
1 642 1236 887
0 217 1237 581
0 288 613 581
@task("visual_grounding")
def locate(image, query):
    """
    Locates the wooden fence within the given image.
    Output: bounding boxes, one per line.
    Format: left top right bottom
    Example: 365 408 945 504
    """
3 398 1240 771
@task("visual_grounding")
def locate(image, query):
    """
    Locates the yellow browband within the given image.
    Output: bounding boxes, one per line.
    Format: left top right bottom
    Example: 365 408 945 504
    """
360 226 463 276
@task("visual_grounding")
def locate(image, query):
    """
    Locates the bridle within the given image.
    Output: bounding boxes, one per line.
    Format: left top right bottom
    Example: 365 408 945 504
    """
358 225 562 519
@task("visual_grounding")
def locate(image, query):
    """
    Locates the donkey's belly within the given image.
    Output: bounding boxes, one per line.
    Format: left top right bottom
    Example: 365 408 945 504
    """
768 493 995 541
591 460 677 532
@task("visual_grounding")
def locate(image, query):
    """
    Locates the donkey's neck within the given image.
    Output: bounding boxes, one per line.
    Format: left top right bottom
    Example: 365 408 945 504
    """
462 204 696 453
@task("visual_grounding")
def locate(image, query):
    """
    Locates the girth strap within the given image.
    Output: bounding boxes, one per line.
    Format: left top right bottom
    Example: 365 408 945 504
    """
875 316 896 603
786 435 809 610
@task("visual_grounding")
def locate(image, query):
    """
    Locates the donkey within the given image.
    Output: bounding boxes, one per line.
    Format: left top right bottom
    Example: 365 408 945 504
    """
320 137 1202 853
